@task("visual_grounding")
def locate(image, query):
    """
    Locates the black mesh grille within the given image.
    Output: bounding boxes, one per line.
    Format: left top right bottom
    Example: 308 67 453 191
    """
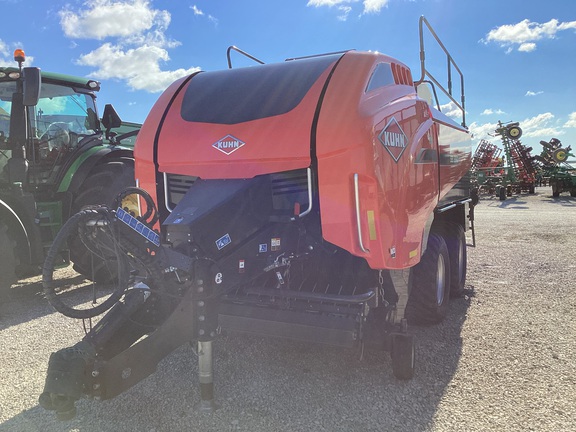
166 174 197 208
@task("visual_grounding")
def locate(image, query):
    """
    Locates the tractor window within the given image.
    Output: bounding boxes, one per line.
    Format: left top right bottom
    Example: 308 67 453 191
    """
0 82 16 141
0 81 98 144
34 85 98 139
365 63 394 93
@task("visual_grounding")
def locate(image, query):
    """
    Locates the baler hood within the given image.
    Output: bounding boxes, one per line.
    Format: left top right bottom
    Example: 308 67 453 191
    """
152 53 344 179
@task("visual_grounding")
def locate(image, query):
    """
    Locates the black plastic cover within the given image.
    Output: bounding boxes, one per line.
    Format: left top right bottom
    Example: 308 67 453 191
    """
180 54 342 125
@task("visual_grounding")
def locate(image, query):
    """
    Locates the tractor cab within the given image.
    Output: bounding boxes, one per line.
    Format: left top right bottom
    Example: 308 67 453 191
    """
0 52 102 187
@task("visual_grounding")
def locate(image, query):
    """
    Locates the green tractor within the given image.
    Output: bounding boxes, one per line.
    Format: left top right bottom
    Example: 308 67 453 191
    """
0 49 139 298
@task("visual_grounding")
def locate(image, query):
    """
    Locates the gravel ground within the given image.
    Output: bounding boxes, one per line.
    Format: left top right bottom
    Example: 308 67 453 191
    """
0 186 575 432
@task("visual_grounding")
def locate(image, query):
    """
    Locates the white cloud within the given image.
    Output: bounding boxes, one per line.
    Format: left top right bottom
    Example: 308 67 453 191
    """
59 0 198 93
564 112 576 128
483 18 576 52
468 121 498 141
77 43 200 93
307 0 392 18
440 100 464 119
525 90 543 97
363 0 390 14
337 6 352 21
519 112 562 138
481 108 505 116
191 5 204 16
0 40 11 66
190 4 218 24
518 42 536 52
59 0 165 40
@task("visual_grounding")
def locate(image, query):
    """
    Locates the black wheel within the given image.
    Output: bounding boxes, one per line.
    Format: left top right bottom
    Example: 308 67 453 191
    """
70 159 136 282
552 148 568 163
0 221 19 298
528 184 535 194
405 233 451 325
43 208 129 319
570 189 576 198
506 125 522 140
498 186 506 201
390 333 415 380
438 223 467 297
552 183 560 198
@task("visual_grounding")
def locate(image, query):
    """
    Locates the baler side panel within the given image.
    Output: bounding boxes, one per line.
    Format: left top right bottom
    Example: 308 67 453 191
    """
316 52 443 270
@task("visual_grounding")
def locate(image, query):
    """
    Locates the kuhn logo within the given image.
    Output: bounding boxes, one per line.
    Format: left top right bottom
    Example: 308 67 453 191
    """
378 118 408 162
212 135 245 155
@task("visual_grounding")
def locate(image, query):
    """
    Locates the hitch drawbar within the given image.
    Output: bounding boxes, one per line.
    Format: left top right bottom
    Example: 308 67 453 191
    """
40 268 220 418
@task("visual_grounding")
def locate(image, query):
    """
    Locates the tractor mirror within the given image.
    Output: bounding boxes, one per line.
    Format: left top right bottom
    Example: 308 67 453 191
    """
102 104 122 130
22 67 41 106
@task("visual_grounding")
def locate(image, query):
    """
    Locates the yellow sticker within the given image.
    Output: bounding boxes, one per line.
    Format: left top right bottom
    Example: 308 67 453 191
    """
367 210 377 240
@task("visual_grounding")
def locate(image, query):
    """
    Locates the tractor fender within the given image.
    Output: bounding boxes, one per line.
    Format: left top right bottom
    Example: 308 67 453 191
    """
58 147 134 197
0 197 33 267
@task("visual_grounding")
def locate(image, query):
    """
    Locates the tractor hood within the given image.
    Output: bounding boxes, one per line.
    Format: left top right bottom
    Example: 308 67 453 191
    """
153 53 344 179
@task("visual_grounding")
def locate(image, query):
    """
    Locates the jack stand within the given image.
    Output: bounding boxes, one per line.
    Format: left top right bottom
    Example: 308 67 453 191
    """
196 340 218 412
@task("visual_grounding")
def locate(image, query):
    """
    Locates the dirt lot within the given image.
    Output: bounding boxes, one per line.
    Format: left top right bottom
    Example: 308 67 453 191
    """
0 187 575 432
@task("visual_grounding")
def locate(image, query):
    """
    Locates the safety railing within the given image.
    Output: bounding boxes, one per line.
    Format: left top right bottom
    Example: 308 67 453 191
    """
415 16 466 128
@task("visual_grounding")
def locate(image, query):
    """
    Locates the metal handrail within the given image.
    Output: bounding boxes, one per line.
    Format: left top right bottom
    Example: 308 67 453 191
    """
163 172 174 212
226 46 265 69
415 16 466 127
296 168 313 219
353 173 370 253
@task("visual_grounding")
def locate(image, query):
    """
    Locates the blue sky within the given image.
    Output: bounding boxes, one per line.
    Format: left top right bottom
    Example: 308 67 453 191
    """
1 0 575 154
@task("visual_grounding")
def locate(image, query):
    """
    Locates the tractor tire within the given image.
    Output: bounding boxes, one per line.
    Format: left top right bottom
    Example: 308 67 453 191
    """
552 183 560 198
0 220 19 299
390 333 415 380
70 159 135 282
438 223 467 297
571 189 576 197
405 233 451 325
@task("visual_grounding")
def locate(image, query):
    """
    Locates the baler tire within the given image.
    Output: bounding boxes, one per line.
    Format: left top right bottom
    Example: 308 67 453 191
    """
405 233 451 325
390 333 415 380
70 160 135 283
43 209 128 319
438 223 467 297
0 221 19 299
